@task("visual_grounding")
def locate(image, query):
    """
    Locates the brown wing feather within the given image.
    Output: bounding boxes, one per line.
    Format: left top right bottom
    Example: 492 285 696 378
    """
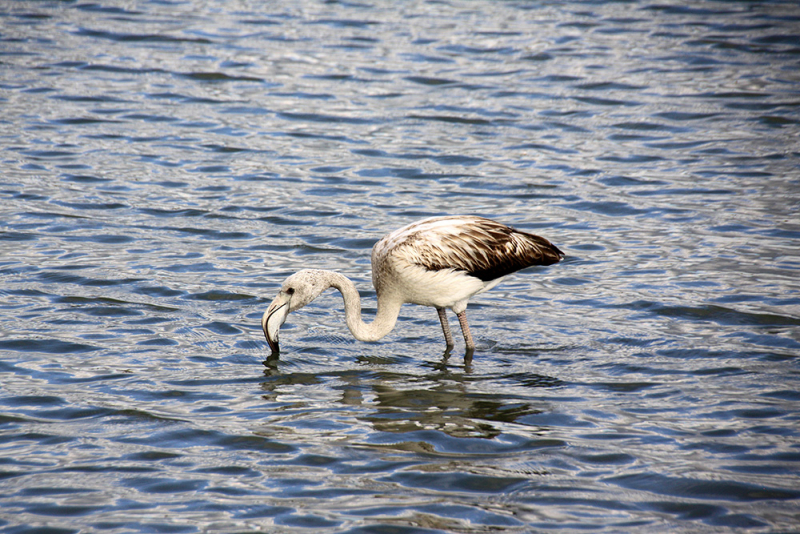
394 216 563 282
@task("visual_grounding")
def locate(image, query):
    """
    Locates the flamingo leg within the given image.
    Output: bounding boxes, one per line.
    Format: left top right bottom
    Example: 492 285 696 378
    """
457 311 475 351
436 307 455 348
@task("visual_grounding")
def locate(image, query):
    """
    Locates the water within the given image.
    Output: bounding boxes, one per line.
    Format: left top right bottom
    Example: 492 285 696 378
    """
1 0 799 532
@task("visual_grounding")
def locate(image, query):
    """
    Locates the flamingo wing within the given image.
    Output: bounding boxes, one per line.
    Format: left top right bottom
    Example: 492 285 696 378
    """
381 216 563 282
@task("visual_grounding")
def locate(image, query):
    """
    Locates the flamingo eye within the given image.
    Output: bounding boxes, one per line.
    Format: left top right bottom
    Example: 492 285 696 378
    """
286 287 295 295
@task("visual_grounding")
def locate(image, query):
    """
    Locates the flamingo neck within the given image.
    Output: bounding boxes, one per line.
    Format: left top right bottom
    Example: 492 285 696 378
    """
326 271 401 342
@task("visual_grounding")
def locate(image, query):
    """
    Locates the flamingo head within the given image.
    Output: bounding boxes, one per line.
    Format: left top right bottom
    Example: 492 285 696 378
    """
261 269 331 354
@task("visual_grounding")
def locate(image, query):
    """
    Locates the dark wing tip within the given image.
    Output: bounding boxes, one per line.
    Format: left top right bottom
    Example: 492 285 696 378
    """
461 227 564 282
537 238 565 266
397 216 564 283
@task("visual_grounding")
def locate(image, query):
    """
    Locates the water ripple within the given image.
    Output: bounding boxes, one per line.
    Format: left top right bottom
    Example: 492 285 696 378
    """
1 0 799 532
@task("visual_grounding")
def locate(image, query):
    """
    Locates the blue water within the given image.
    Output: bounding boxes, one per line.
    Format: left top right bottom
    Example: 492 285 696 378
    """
1 0 799 532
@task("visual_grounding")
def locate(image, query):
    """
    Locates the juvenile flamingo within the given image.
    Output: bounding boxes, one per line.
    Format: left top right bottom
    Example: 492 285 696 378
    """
262 215 563 356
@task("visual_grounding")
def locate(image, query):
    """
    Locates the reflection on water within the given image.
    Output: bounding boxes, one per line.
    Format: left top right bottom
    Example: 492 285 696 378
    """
261 361 564 441
1 0 799 532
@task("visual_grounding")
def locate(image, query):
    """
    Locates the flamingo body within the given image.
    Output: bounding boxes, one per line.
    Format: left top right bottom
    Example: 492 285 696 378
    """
262 215 563 355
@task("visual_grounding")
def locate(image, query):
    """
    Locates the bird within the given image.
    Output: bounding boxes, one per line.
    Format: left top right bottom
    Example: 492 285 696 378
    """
262 215 563 356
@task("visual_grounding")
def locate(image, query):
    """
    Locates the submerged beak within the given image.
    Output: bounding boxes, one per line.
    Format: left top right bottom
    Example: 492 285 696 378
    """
262 292 290 355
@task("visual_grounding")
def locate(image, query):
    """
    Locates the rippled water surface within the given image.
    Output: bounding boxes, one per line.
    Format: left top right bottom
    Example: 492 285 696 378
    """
2 0 800 532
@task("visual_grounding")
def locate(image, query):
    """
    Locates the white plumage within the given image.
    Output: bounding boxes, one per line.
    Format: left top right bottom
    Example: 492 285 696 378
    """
262 215 563 356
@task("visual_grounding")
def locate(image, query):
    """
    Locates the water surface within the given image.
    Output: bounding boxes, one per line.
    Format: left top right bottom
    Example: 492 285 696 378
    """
1 0 799 532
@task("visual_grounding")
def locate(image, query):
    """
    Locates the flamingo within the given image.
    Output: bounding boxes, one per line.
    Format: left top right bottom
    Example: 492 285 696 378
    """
262 215 563 356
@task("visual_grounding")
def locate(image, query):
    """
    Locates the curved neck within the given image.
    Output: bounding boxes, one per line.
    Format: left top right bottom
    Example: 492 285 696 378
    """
326 271 401 342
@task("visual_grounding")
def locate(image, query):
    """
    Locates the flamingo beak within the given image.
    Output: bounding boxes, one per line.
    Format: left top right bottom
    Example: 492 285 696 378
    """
262 293 290 355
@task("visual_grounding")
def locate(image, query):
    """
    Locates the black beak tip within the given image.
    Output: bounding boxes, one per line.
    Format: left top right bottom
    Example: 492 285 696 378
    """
265 332 279 356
